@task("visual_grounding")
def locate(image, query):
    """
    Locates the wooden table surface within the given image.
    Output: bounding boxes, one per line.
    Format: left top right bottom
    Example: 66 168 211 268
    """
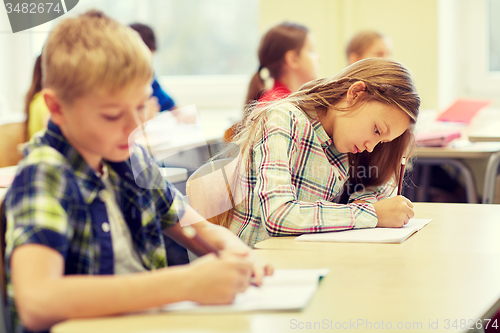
52 203 500 333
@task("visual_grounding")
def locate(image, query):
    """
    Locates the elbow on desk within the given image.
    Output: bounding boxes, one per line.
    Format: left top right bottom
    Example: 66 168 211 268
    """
16 287 63 332
264 219 300 238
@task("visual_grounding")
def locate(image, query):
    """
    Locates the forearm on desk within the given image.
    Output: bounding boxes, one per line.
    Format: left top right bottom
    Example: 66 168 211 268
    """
164 206 251 256
12 245 193 331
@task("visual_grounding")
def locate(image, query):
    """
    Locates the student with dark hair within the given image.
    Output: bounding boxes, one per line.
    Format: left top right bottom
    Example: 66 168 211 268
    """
246 21 319 105
129 23 176 113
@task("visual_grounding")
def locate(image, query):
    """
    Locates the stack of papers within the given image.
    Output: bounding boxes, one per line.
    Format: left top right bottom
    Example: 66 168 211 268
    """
295 219 432 244
416 131 461 147
162 269 329 313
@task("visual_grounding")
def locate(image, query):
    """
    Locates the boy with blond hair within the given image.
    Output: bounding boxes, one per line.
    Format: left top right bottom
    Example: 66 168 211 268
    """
3 10 271 333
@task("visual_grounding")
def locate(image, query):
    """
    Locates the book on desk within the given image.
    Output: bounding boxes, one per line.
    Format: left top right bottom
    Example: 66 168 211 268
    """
161 269 329 313
295 219 432 244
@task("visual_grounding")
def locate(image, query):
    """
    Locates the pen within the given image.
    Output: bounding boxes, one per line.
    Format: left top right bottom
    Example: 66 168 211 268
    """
182 225 259 287
397 157 406 196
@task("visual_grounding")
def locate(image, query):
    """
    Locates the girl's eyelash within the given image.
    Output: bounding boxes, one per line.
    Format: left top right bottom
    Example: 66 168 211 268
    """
103 115 120 121
375 126 381 135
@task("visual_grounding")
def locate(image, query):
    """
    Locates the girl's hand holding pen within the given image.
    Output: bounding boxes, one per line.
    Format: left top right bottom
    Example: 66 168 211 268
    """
373 196 414 228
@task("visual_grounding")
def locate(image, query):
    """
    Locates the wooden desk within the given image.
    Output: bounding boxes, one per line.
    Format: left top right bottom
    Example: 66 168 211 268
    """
52 203 500 333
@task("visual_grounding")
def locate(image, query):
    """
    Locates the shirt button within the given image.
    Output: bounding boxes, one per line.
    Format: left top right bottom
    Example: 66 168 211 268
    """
102 222 110 233
338 175 342 181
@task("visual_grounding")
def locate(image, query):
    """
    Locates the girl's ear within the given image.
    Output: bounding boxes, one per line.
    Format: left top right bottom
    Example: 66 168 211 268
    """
43 89 65 126
346 81 366 104
283 49 300 70
348 52 360 65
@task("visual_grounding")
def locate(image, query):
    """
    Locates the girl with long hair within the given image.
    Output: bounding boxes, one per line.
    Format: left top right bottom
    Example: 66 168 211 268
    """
218 58 420 246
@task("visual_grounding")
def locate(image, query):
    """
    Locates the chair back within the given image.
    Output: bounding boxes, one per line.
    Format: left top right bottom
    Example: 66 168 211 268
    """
0 122 25 168
0 198 11 333
186 158 245 224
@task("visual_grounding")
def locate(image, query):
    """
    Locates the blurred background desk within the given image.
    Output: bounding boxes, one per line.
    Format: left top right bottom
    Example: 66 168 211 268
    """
468 122 500 203
411 107 500 204
412 142 500 203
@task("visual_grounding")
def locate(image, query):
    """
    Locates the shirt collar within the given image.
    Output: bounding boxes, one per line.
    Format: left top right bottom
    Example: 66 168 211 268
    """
273 80 292 94
309 117 333 146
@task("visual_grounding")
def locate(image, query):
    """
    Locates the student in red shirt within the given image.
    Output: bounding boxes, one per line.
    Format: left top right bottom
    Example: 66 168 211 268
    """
248 22 319 104
225 22 319 141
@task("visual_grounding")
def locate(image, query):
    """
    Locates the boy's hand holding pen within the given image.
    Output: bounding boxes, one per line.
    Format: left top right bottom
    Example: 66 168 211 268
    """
182 225 273 287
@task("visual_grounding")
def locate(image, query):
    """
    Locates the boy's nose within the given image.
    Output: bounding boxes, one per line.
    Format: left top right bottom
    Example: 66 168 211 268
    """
125 111 141 135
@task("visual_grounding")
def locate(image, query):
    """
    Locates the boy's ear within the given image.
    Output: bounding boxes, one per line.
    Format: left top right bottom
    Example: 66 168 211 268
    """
346 81 366 103
283 49 300 70
43 89 65 126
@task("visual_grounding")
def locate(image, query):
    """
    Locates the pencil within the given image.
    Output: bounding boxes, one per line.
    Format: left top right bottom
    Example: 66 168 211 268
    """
397 157 406 195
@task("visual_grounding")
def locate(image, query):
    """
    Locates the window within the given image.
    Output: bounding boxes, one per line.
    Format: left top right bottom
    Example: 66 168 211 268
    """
463 0 500 96
25 0 259 110
31 0 259 76
489 0 500 72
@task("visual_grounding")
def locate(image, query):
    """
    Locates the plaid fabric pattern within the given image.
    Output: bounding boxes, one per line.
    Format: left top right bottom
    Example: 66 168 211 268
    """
4 121 186 333
230 103 395 246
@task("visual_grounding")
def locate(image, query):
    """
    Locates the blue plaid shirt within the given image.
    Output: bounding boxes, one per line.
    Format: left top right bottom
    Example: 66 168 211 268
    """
4 121 186 332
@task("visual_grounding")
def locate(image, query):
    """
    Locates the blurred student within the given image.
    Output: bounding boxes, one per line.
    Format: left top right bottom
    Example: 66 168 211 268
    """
4 11 271 333
130 23 195 123
24 55 50 140
346 30 392 65
247 21 319 104
225 22 319 141
219 58 420 247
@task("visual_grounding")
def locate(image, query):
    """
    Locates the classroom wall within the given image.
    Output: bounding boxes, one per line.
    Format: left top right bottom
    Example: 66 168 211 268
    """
259 0 439 110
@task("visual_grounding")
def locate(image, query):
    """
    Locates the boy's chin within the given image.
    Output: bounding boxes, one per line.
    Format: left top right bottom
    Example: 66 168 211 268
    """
105 151 132 162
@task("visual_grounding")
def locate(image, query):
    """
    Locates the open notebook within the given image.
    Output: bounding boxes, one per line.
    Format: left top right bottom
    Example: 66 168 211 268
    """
161 268 329 313
296 219 432 244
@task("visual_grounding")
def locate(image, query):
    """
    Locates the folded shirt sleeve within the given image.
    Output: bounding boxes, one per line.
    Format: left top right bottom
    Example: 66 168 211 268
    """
5 159 74 263
348 181 397 204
